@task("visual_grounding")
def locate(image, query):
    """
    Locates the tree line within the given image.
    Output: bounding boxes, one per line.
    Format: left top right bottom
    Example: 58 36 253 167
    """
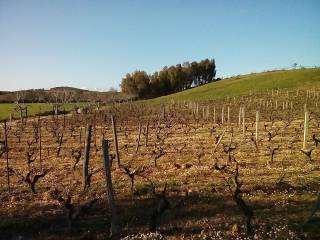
120 58 217 99
0 88 126 104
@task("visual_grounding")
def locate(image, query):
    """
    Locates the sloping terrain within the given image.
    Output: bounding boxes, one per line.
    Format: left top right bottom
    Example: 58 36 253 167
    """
152 68 320 102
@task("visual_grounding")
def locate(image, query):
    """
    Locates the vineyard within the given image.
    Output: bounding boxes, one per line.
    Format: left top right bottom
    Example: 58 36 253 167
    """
1 87 320 239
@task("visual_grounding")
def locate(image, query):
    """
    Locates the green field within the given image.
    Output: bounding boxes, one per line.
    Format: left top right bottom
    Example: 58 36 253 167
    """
149 68 320 103
0 103 84 121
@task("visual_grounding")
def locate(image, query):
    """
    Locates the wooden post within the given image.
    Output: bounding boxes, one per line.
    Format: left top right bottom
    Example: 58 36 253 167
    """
145 121 149 147
83 124 92 190
135 122 142 154
102 139 121 238
196 103 199 116
25 106 28 124
54 104 58 116
238 106 242 128
221 106 224 124
93 115 97 147
227 106 230 127
38 116 42 169
213 107 216 124
242 107 245 137
4 120 10 193
303 110 309 150
255 111 259 142
111 115 120 167
79 127 82 144
20 108 23 125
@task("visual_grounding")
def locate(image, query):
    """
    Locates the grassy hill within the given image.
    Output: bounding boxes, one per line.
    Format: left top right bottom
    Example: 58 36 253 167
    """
150 68 320 103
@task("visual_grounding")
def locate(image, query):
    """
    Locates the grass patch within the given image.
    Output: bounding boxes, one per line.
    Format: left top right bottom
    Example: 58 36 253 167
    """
0 103 86 121
146 68 320 103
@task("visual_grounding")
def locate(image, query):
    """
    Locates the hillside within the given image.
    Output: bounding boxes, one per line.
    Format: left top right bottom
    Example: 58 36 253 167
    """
151 68 320 102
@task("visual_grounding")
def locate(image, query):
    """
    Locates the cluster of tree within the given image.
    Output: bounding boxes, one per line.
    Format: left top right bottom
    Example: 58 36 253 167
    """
120 58 217 99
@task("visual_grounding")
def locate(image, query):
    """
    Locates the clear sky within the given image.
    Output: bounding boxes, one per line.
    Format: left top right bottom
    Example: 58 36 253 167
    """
0 0 319 91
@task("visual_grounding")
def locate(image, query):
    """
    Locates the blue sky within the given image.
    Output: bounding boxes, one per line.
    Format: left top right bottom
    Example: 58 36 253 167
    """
0 0 319 91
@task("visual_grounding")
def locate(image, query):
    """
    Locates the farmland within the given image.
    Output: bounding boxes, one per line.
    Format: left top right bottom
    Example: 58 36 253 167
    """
0 103 87 121
0 70 320 239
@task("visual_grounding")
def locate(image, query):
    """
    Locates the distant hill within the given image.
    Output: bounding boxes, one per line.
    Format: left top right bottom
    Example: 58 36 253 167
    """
150 68 320 102
0 87 129 103
49 86 91 92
